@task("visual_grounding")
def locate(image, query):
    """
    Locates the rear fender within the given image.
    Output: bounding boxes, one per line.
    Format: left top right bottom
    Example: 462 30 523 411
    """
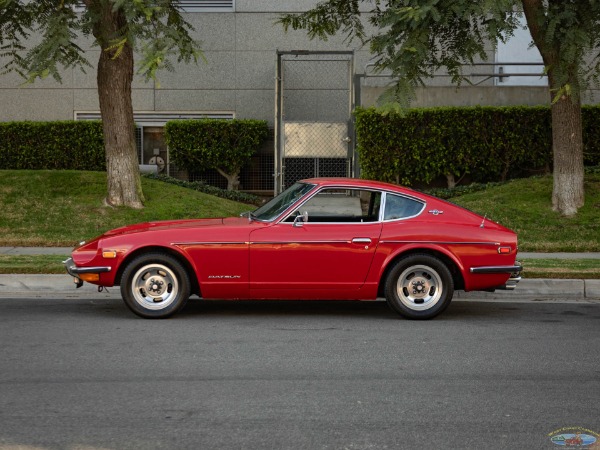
376 244 466 295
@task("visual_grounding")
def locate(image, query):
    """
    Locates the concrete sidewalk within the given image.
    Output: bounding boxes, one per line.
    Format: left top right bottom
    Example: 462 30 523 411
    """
0 247 74 255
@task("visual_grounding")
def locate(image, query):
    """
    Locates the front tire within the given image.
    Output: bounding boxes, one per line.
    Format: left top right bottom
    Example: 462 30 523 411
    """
120 253 191 319
385 254 454 320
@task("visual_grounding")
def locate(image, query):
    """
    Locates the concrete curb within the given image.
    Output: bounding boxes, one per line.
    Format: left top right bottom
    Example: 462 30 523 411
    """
0 274 598 301
457 278 600 300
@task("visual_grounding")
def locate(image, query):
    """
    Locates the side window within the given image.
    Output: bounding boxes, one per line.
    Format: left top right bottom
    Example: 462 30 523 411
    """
384 194 424 220
288 189 382 223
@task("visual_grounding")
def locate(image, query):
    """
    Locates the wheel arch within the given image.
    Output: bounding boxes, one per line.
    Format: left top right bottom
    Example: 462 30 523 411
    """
377 248 465 297
115 246 200 296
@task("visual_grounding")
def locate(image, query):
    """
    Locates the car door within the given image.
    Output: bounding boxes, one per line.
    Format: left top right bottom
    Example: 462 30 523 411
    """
248 188 383 294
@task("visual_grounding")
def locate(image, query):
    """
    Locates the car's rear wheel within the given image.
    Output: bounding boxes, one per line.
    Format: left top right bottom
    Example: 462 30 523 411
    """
120 253 191 319
385 254 454 319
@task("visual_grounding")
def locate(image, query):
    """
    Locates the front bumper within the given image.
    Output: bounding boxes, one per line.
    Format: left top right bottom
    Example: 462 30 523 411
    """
470 262 522 290
64 257 112 288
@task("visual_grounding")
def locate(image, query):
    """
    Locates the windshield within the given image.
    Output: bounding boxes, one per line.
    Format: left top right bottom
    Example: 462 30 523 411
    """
253 182 315 222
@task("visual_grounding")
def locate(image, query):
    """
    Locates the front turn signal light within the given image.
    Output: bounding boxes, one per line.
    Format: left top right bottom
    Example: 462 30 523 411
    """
79 273 100 282
102 250 117 259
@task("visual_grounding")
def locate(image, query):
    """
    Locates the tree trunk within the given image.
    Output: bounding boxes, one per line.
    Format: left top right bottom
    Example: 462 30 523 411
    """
445 173 456 189
550 94 585 216
216 168 241 191
522 0 585 216
93 2 144 208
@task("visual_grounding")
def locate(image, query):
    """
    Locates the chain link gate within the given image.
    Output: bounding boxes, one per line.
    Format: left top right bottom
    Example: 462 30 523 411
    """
275 51 355 194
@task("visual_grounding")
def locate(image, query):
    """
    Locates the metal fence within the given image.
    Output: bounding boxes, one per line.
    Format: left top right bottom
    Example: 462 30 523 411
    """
275 51 355 193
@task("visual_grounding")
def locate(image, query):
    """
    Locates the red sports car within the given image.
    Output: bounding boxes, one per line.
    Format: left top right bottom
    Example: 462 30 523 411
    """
65 178 521 319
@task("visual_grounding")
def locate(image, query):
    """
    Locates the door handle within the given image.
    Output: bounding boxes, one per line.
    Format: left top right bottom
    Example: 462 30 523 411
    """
352 238 372 244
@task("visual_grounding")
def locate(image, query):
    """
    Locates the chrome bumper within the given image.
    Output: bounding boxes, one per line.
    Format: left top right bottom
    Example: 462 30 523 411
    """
63 257 111 288
470 261 522 290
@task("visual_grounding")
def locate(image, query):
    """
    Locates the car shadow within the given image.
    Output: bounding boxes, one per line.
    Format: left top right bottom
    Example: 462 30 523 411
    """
179 298 526 321
182 298 397 320
12 294 531 322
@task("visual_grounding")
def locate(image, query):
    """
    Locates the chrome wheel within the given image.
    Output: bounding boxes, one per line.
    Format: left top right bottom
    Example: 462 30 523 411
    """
385 254 454 320
396 264 443 311
130 263 179 310
121 253 191 319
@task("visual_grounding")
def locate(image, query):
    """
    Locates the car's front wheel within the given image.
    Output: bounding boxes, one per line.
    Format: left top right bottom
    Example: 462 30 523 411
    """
120 252 191 319
385 254 454 320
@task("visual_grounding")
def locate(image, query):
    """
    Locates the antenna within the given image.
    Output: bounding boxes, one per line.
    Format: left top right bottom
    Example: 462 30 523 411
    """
480 214 487 228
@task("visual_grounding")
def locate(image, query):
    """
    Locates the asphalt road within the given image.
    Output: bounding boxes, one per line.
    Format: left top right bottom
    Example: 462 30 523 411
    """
0 296 599 450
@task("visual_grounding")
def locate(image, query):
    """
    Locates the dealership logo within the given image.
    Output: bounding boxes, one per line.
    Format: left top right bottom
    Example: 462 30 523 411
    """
548 427 599 447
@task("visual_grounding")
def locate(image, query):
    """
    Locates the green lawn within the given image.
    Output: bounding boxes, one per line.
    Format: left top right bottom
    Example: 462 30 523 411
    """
0 170 250 247
0 254 69 274
519 258 600 279
451 173 600 252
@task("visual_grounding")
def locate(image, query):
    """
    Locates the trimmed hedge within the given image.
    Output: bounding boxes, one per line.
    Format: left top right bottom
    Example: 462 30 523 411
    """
0 121 105 170
355 106 600 186
143 173 263 206
165 119 269 189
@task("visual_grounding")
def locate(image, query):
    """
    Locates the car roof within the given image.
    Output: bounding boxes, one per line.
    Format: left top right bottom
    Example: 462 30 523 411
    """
301 177 413 193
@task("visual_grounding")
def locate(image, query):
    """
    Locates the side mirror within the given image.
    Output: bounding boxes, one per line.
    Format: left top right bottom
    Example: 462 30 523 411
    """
293 210 308 227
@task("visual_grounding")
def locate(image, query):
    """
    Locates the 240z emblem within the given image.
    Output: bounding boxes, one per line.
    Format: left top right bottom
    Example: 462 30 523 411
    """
207 275 241 279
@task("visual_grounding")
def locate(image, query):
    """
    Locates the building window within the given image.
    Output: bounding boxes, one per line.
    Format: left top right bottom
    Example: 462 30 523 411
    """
178 0 235 12
74 111 235 177
74 1 234 13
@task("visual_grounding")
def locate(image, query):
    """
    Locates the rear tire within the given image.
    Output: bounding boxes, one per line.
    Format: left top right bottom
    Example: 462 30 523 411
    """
385 254 454 320
120 252 191 319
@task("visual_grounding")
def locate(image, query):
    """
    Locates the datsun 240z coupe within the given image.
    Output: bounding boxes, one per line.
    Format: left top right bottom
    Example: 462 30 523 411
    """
65 178 522 319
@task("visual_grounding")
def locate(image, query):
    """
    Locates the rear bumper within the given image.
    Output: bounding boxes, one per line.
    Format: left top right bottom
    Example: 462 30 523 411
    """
470 262 522 290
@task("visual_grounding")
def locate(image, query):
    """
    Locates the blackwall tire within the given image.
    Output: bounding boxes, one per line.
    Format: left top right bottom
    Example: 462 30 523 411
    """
385 254 454 320
120 252 191 319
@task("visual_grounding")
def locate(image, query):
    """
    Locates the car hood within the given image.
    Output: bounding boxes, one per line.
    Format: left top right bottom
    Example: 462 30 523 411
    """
102 217 245 237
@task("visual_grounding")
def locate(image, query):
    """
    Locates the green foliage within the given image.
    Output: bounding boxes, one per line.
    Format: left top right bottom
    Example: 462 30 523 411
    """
165 119 269 186
278 0 366 43
143 173 263 206
355 106 600 186
527 1 600 100
279 1 600 106
0 0 201 83
0 121 105 170
423 181 506 200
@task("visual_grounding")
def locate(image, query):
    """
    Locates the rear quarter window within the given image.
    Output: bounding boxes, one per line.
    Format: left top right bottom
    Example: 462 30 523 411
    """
384 194 425 220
